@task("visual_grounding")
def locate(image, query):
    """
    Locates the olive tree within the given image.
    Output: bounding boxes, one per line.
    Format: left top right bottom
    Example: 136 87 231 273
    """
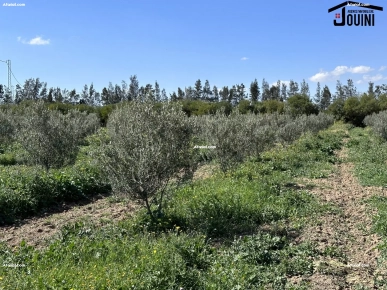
96 101 197 221
0 108 17 148
16 100 99 171
199 108 276 172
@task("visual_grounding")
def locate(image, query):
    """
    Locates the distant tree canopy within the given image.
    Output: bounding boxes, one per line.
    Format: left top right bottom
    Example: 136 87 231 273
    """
286 94 318 117
1 76 387 127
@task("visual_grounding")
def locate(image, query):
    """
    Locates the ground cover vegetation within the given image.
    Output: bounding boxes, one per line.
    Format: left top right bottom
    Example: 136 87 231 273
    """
0 115 345 289
345 115 387 288
0 75 387 288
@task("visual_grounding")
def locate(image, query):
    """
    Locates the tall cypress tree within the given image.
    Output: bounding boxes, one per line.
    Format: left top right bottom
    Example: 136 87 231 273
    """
261 78 270 101
343 79 357 99
321 85 331 110
367 81 375 98
220 86 229 102
154 81 161 102
300 79 310 98
202 80 212 101
177 87 185 100
335 80 345 101
194 79 202 100
213 85 219 102
276 80 281 100
314 82 321 108
129 75 139 101
249 79 260 103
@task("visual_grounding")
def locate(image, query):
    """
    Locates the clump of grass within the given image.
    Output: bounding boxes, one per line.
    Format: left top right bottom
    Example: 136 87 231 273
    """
347 125 387 287
0 153 16 166
0 164 111 225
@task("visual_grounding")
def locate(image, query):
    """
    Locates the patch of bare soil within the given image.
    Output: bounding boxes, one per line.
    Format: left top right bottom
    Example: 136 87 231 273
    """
0 164 216 251
193 163 219 180
0 196 140 250
292 136 384 289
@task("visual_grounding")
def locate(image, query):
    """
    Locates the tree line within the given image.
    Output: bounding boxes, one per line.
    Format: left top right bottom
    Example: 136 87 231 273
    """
1 76 387 126
1 76 386 106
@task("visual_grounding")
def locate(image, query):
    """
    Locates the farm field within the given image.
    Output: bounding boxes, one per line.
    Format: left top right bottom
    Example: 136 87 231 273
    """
2 0 387 288
1 104 387 289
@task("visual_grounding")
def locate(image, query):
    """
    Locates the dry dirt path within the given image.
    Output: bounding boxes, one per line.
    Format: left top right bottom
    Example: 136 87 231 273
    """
0 196 138 250
293 134 384 289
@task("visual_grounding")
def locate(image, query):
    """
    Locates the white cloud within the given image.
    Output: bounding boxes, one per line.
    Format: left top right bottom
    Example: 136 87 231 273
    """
241 57 248 61
17 36 50 45
309 65 373 82
309 71 331 82
379 66 387 71
331 66 349 76
348 66 373 74
28 36 50 45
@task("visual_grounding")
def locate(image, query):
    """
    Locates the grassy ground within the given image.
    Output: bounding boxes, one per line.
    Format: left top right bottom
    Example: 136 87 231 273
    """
0 123 348 289
346 126 387 288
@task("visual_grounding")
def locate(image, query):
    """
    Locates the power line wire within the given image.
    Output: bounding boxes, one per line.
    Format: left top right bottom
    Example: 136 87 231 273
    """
1 59 22 86
10 68 22 86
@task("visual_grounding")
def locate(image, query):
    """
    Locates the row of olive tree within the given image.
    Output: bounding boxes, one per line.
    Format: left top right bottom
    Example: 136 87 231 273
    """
0 101 100 170
0 100 334 222
191 109 334 172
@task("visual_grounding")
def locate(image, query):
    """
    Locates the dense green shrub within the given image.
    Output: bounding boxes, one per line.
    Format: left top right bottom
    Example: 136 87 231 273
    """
15 101 100 171
180 100 212 116
328 94 381 126
47 102 96 115
285 94 319 117
95 103 117 126
327 98 345 121
379 94 387 111
237 99 254 114
178 100 233 117
254 100 285 114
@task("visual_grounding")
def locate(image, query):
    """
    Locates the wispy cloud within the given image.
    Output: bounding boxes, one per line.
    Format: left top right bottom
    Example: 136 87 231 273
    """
309 65 373 82
17 36 50 45
356 74 385 84
379 66 387 71
240 57 248 61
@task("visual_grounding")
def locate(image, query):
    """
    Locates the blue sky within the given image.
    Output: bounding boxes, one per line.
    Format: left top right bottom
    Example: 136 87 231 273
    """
1 0 386 98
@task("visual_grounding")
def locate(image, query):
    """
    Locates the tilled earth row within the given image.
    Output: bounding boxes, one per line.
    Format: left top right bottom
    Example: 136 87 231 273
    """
293 137 384 289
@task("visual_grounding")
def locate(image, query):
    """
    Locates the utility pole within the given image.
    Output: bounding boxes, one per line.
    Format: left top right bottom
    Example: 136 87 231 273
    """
0 59 12 99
